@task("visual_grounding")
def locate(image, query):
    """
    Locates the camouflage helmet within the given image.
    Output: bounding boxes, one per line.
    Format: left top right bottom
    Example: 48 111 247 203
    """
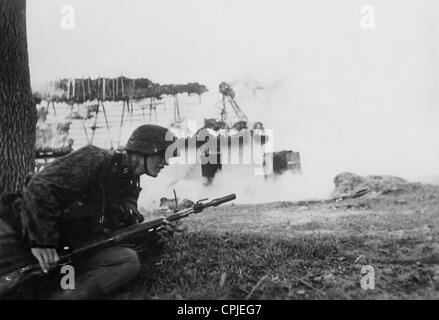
125 124 177 156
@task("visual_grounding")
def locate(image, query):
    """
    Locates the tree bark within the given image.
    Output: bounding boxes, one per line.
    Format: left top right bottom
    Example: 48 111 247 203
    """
0 0 36 197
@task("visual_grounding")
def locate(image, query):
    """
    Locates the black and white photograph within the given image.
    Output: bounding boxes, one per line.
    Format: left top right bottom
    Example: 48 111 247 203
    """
0 0 439 304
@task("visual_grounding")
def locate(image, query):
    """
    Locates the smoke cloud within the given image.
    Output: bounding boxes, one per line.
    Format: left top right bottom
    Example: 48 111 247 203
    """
27 0 439 207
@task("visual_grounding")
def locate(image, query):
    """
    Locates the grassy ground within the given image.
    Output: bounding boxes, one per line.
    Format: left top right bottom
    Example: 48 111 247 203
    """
116 183 439 300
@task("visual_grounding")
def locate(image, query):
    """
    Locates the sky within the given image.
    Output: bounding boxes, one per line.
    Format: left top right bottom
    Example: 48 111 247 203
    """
26 0 439 201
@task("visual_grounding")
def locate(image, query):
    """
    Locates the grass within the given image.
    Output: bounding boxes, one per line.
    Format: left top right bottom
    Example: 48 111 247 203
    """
115 185 439 300
116 232 439 299
117 232 359 300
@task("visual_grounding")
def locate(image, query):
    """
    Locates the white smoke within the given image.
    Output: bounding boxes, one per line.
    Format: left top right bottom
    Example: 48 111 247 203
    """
27 0 439 208
139 70 439 208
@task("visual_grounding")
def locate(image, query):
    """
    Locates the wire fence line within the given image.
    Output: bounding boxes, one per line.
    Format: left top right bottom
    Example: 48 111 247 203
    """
37 94 223 150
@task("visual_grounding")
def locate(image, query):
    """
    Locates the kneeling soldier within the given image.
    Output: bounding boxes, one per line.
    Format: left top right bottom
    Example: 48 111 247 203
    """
21 124 181 299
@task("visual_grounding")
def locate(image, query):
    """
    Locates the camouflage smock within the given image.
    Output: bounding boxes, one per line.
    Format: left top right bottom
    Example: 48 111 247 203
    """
22 145 144 249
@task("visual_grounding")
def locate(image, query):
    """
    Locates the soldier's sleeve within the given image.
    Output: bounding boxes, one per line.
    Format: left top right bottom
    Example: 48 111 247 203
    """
22 146 111 248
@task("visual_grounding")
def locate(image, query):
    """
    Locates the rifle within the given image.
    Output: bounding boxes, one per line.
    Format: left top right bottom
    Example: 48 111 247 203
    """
0 193 236 297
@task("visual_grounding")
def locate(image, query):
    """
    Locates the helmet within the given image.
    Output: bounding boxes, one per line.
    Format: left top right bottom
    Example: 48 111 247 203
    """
125 124 177 156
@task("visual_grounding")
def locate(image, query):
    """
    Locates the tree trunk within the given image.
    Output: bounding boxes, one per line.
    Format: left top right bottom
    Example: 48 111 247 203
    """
0 0 36 198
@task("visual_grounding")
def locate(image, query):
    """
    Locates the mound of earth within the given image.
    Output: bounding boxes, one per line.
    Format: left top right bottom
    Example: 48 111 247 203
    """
331 172 421 199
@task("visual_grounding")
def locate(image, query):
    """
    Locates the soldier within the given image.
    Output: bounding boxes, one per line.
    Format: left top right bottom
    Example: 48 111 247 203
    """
21 124 181 299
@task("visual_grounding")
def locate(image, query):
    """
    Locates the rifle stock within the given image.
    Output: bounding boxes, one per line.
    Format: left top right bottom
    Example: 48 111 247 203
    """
0 193 236 297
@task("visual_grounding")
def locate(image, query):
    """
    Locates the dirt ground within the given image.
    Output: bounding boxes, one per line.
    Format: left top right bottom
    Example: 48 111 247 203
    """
117 182 439 300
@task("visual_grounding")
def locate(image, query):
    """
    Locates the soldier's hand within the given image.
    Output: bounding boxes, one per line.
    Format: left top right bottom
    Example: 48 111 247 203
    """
168 220 187 235
31 247 60 274
154 220 186 247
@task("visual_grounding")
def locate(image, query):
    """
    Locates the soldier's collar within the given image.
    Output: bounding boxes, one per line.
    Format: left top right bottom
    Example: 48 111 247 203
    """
119 151 130 167
113 150 130 168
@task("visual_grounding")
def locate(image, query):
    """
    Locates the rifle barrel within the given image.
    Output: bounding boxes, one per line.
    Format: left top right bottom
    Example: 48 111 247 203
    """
0 193 237 294
213 194 236 205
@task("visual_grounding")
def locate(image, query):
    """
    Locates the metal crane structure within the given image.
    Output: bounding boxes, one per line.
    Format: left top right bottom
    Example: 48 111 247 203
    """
218 82 248 123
